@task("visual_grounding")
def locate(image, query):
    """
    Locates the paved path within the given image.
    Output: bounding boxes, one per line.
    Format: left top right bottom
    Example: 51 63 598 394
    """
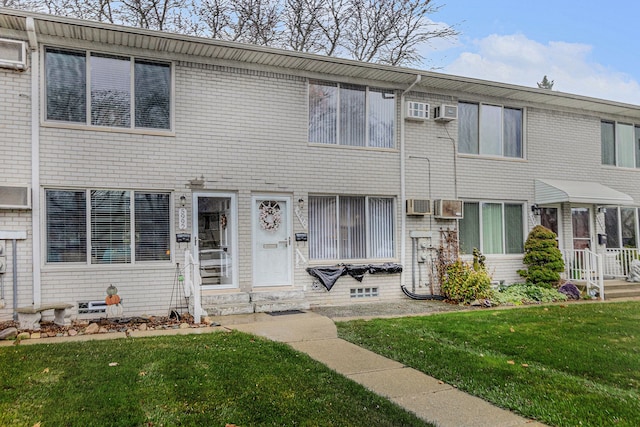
217 311 546 427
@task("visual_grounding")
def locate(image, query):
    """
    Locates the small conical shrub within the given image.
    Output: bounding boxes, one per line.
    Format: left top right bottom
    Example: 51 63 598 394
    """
517 225 565 288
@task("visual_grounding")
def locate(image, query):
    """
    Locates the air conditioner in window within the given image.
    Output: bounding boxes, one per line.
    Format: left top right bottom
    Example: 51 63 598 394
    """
0 39 26 70
434 199 463 219
0 186 31 209
434 104 458 122
406 199 431 216
405 101 429 121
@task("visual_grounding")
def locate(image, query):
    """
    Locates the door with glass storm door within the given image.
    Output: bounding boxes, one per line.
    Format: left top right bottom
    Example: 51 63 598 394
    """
194 194 237 289
253 196 292 287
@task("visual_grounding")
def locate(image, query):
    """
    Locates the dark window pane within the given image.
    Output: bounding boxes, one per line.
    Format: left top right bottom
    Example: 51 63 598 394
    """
46 190 86 263
505 204 524 253
309 82 337 144
601 121 616 165
459 202 480 254
45 49 86 123
135 60 171 129
135 193 170 261
604 207 620 248
91 54 131 127
503 108 522 158
458 102 479 154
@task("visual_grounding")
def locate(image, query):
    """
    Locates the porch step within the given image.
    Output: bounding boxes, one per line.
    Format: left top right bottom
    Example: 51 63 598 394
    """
201 292 254 316
604 280 640 300
251 290 310 313
201 290 310 315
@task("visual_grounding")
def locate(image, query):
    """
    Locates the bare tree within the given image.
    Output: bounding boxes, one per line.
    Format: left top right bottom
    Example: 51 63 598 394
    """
9 0 458 67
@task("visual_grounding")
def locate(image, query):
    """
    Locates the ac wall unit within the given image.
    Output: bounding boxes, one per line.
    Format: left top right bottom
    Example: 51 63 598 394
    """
405 101 429 121
406 199 431 216
0 39 26 70
434 199 463 219
0 186 31 209
434 104 458 122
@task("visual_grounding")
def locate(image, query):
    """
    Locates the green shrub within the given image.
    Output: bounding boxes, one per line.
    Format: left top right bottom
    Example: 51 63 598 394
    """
492 283 568 305
517 225 565 288
442 259 492 304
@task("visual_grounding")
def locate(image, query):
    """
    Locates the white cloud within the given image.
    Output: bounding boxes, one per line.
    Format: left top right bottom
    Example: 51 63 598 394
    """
439 33 640 105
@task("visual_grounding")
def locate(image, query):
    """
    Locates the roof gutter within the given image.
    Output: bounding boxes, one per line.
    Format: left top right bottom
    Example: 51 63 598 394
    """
26 16 41 307
400 74 421 287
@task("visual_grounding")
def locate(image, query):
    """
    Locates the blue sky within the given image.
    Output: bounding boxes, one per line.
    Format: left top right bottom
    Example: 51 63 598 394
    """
420 1 640 105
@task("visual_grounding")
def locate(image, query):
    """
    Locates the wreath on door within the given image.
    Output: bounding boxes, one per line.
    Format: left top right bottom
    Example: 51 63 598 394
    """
259 200 282 232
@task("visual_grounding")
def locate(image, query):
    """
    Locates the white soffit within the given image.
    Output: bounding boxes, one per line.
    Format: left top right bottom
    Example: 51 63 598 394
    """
535 179 634 205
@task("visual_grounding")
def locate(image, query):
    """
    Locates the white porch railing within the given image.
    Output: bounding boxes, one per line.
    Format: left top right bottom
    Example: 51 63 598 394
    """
559 249 605 300
184 250 204 324
603 248 640 279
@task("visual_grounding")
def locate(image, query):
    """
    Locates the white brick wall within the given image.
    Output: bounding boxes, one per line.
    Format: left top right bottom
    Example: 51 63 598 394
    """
3 35 640 320
0 65 33 321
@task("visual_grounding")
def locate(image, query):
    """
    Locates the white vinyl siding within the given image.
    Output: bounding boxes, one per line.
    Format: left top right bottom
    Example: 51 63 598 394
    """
309 195 395 260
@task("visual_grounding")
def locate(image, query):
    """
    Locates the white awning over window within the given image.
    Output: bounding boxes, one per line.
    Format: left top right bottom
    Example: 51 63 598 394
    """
535 179 634 205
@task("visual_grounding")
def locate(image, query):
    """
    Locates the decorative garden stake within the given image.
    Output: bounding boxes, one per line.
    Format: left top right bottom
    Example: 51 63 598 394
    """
105 284 123 318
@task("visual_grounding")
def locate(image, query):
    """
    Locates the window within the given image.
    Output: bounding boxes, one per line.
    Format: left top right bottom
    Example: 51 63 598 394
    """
309 196 395 260
601 121 640 167
45 189 171 264
45 48 171 130
309 81 395 148
459 201 524 254
458 102 523 158
605 207 639 248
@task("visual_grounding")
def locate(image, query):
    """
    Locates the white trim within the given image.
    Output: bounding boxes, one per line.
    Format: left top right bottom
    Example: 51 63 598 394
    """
192 192 238 290
29 18 41 306
535 179 634 205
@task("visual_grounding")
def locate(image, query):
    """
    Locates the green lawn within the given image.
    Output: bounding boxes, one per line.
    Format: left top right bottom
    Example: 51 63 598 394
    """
337 301 640 427
0 331 431 427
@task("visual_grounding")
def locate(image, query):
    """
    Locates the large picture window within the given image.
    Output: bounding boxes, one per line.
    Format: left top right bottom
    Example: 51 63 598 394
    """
45 189 171 264
309 195 395 260
601 121 640 168
309 81 395 148
458 102 523 158
45 48 171 130
459 201 524 254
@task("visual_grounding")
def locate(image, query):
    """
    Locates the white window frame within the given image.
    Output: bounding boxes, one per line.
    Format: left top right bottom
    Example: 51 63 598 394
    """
601 120 640 168
458 101 525 159
308 195 396 261
43 188 173 266
42 46 175 134
459 201 525 255
604 206 640 249
308 80 396 149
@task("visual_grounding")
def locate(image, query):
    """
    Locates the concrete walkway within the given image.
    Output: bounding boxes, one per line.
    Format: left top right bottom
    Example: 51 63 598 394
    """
217 310 546 427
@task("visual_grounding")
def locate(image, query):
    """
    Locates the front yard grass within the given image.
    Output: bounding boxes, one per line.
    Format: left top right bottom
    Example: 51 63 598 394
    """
337 301 640 427
0 331 431 427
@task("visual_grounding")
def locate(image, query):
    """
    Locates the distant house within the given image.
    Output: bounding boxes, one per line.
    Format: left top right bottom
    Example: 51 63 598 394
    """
1 8 639 322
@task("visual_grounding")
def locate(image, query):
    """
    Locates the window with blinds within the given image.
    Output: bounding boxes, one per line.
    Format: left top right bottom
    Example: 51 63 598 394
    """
309 195 395 260
309 81 395 148
45 189 171 264
45 48 171 130
458 201 524 255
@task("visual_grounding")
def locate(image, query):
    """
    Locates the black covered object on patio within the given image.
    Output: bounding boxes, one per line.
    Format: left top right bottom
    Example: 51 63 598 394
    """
344 264 369 282
306 265 347 291
368 263 403 274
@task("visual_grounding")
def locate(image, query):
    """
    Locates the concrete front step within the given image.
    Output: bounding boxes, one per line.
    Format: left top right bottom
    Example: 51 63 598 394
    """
604 280 640 300
202 290 309 315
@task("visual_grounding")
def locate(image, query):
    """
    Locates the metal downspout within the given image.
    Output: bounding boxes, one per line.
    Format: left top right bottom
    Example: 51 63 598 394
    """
26 17 41 306
400 75 421 288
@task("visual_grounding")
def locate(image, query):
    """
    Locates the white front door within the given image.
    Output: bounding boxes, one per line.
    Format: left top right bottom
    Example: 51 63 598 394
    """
252 196 292 287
